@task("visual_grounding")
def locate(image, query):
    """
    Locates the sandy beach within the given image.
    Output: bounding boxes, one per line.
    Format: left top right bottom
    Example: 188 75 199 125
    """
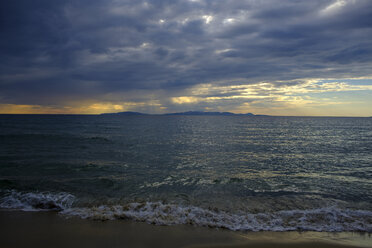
0 210 370 248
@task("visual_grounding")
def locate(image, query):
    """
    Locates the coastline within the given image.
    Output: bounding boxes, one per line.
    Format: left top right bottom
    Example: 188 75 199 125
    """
0 210 370 248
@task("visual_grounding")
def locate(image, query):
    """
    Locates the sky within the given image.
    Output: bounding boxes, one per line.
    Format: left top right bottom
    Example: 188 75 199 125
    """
1 0 372 116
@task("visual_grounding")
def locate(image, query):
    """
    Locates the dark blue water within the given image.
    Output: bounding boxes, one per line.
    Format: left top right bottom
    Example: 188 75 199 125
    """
0 115 371 231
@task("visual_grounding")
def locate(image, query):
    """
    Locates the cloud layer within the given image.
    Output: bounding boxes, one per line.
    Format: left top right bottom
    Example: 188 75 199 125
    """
1 0 372 115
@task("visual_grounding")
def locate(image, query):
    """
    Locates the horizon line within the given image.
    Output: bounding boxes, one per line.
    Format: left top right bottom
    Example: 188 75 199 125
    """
0 112 371 118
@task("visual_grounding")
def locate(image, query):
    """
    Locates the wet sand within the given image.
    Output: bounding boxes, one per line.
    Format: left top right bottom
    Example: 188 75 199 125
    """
0 210 370 248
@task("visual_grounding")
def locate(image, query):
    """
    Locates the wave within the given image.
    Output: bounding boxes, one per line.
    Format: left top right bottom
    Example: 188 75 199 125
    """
1 191 371 232
0 133 111 143
0 190 75 211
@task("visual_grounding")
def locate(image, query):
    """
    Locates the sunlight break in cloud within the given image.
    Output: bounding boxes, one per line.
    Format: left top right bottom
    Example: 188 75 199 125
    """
320 0 349 15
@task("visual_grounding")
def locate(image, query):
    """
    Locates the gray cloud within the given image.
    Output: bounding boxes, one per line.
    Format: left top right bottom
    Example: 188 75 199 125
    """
1 0 372 112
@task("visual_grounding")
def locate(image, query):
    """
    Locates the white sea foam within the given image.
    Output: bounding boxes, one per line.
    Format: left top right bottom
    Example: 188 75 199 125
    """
0 190 75 211
62 203 372 232
1 191 371 232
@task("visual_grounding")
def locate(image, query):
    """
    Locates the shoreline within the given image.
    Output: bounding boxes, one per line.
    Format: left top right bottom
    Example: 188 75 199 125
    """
0 210 370 248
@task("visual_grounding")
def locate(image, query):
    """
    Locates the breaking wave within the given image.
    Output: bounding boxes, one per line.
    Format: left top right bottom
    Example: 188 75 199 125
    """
0 190 75 211
1 191 371 232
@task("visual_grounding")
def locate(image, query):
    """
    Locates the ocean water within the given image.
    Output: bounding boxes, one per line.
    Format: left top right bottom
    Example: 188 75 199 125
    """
0 115 371 232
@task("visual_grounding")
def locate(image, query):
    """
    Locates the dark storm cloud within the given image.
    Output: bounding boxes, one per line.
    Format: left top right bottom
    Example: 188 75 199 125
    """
1 0 372 108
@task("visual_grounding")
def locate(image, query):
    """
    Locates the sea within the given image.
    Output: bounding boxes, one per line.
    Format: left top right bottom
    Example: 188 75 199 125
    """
0 115 371 232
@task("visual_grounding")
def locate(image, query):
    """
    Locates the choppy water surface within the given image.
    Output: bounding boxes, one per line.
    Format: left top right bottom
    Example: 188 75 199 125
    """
0 115 371 231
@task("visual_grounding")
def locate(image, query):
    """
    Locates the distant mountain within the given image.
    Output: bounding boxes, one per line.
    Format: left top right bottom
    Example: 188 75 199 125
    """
165 111 255 116
101 111 265 116
100 111 148 116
